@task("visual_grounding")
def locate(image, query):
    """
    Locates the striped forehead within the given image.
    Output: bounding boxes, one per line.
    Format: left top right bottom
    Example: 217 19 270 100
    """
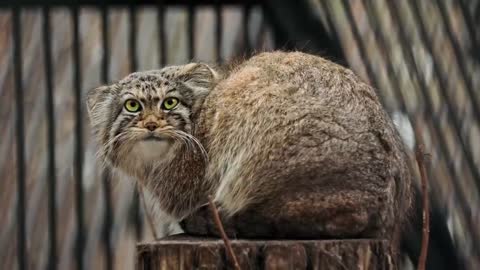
119 74 173 101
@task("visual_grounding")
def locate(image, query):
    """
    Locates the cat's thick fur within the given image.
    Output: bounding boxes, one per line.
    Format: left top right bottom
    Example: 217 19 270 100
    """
87 51 412 247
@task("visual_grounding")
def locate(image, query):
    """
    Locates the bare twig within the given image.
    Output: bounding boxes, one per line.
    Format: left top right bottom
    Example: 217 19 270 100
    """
138 184 159 240
207 195 241 270
415 144 430 270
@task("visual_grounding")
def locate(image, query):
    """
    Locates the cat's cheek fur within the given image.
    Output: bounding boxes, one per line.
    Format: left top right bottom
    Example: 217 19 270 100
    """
113 140 177 179
133 140 174 162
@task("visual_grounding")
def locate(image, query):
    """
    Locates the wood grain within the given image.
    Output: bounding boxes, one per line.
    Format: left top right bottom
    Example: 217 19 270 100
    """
136 235 395 270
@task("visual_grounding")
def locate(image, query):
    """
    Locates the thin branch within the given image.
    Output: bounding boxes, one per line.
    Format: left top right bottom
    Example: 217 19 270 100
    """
415 144 430 270
207 195 241 270
138 184 159 240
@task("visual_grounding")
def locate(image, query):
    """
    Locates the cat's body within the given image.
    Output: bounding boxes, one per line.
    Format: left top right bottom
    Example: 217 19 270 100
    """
87 51 411 248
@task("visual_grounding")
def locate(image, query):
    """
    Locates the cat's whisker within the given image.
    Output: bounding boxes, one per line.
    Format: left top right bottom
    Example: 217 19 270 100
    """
99 131 146 169
157 131 196 167
161 130 187 148
169 131 194 153
172 132 194 153
104 132 128 151
175 130 209 163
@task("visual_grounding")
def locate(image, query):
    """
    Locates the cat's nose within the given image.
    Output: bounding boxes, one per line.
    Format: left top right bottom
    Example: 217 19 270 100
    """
145 122 159 131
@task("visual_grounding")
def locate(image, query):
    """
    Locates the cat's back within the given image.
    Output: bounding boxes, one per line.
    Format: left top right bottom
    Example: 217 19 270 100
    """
211 51 369 103
199 51 409 216
204 51 382 129
200 51 388 157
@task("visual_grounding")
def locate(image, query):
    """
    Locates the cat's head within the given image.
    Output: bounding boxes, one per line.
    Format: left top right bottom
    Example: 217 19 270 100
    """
86 63 219 176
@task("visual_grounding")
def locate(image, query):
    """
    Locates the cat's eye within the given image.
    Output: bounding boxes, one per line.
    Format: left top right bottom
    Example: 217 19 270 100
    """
124 99 142 112
163 97 179 110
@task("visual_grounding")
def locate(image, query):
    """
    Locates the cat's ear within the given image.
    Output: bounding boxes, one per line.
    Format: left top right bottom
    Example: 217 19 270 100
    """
180 63 220 90
86 85 112 119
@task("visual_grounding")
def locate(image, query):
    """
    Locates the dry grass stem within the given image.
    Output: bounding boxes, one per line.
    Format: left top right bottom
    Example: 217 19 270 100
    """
207 195 241 270
415 144 430 270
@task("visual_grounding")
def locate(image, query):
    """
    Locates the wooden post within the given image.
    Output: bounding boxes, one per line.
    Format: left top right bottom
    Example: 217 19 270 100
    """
136 235 395 270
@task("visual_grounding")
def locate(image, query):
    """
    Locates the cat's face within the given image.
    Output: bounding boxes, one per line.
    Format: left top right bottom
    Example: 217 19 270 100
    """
86 63 217 176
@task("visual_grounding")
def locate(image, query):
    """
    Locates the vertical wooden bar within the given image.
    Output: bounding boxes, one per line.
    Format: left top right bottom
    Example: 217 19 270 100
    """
42 5 58 270
215 1 222 62
70 5 85 270
157 2 166 66
128 4 143 240
100 5 114 270
12 5 28 270
187 4 195 60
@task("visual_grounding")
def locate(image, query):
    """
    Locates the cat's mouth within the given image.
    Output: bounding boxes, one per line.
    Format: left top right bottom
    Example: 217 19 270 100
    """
143 133 169 142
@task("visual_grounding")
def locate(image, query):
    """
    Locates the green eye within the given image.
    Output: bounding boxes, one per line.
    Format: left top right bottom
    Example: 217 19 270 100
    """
163 97 179 110
124 99 141 112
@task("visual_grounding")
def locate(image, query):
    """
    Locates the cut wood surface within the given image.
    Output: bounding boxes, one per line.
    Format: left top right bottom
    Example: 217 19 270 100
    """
136 234 395 270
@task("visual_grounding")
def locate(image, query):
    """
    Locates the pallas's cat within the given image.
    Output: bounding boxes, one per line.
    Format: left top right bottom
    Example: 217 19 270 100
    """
87 51 411 247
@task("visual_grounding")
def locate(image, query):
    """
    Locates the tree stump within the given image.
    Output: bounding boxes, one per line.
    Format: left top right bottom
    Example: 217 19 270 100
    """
136 234 395 270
